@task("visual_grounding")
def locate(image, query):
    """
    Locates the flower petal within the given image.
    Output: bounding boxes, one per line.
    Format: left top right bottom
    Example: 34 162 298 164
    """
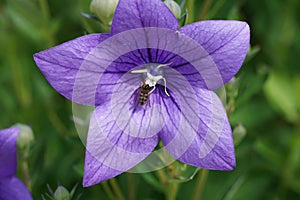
33 33 110 105
111 0 178 34
40 27 225 107
180 20 250 88
0 177 32 200
83 102 160 186
159 87 235 170
0 128 19 178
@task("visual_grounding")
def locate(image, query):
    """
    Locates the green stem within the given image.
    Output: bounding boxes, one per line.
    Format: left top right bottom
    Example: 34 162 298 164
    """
38 0 56 46
165 162 180 200
109 178 125 200
128 174 135 200
192 169 208 200
206 0 226 19
166 182 179 200
198 0 212 20
156 167 176 200
48 111 69 137
8 44 31 109
38 0 51 19
186 0 195 24
101 182 115 200
156 168 168 185
21 161 32 190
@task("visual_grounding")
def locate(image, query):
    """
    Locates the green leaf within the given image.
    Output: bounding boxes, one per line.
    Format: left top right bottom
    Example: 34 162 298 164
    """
236 65 268 107
227 174 272 200
264 71 299 123
244 45 261 63
230 99 274 128
294 76 300 112
73 162 84 177
253 139 283 172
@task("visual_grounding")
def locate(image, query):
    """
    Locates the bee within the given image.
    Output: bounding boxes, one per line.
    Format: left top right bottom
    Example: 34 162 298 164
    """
139 81 151 106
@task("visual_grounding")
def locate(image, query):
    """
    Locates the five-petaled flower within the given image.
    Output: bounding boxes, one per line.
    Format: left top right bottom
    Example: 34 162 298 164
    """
33 0 250 187
0 127 32 200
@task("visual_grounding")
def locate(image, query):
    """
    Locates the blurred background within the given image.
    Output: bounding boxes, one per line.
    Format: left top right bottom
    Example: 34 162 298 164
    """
0 0 300 199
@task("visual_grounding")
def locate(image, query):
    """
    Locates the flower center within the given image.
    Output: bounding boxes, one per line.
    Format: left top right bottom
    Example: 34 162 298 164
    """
131 63 171 96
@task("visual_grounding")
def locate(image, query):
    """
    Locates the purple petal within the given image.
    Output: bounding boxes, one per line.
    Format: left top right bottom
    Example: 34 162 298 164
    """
34 27 230 107
83 101 160 186
0 128 19 178
111 0 178 34
0 177 32 200
33 33 110 105
159 87 235 170
68 28 218 106
81 27 223 106
180 20 250 88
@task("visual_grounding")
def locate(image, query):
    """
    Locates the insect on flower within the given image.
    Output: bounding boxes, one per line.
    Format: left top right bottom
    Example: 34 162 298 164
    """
139 81 150 106
33 0 250 187
132 63 171 106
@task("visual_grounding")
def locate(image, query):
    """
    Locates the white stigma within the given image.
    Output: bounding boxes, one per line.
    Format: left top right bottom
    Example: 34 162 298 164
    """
131 63 171 96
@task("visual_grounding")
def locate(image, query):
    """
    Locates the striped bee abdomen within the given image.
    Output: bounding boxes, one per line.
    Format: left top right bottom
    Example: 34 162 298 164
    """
139 82 150 106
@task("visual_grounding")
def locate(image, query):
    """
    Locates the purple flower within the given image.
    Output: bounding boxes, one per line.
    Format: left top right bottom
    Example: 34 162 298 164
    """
33 0 250 187
0 128 33 200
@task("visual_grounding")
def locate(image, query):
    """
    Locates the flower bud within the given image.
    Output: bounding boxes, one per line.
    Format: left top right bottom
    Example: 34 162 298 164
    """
14 123 34 159
164 0 181 19
54 186 70 200
233 123 247 145
90 0 119 24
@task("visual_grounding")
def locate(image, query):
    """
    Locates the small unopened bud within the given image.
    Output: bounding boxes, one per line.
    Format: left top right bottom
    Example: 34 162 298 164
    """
164 0 181 19
90 0 119 24
54 186 70 200
226 77 239 98
233 123 247 145
14 123 34 159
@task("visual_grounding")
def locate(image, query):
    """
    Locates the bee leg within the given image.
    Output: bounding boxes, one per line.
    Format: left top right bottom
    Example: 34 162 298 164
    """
162 77 170 97
149 85 156 95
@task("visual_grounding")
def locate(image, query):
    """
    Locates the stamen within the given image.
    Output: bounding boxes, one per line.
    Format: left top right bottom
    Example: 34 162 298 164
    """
131 69 149 74
131 63 171 97
156 62 172 69
161 77 170 96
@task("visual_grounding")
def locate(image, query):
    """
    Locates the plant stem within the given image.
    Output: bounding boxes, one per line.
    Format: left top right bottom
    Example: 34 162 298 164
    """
192 169 209 200
165 162 180 200
198 0 212 20
38 0 51 19
186 0 195 24
109 178 125 200
156 168 168 185
206 0 226 19
48 110 69 137
101 182 115 200
166 182 179 200
38 0 56 46
128 174 135 200
21 161 32 190
8 44 31 109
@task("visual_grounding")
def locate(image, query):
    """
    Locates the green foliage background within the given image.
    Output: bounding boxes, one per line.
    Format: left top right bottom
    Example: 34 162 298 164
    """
0 0 300 199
